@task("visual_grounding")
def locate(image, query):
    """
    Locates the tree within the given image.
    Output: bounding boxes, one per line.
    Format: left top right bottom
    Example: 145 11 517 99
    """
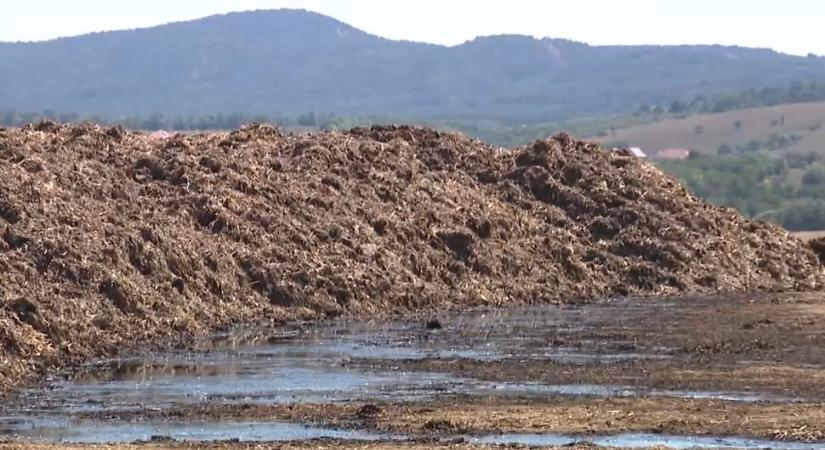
144 112 165 130
1 110 16 126
743 140 761 152
718 143 733 155
296 112 317 126
668 100 688 113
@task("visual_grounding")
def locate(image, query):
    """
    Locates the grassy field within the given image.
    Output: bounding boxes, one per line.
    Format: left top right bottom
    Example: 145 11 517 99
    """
591 101 825 156
793 230 825 241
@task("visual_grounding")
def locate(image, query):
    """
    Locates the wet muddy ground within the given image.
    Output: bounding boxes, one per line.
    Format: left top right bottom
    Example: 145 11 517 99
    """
3 294 825 448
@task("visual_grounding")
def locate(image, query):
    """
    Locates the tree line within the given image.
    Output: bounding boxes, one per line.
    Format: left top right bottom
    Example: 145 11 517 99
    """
637 81 825 116
0 110 349 132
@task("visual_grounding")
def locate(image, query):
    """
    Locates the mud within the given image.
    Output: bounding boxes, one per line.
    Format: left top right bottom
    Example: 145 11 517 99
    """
4 294 825 448
2 123 824 393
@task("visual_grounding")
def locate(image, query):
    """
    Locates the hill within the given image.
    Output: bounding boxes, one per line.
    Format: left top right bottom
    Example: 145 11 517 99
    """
657 152 825 230
594 101 825 156
2 9 825 123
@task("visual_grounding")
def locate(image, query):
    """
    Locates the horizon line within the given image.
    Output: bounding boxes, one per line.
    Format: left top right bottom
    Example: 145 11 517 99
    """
0 8 819 58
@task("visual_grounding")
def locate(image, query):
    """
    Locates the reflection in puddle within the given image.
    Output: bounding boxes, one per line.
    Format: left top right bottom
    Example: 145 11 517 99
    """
472 432 819 449
477 382 794 403
15 365 462 413
11 356 786 418
0 417 396 444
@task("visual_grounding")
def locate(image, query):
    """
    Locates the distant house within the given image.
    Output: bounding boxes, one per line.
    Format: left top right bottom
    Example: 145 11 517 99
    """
628 147 647 158
608 146 647 158
654 148 691 160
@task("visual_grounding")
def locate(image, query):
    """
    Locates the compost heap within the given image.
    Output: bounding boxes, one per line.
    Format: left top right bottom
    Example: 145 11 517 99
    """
1 122 822 389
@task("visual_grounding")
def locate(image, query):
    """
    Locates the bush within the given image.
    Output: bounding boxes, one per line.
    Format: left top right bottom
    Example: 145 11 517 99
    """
803 166 825 186
718 143 733 155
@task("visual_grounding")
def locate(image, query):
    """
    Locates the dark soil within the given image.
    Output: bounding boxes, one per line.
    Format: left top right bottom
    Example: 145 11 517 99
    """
0 122 822 391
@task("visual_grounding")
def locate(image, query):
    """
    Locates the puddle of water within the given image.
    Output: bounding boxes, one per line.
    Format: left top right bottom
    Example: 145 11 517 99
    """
12 365 462 413
203 302 679 366
472 432 820 449
3 304 695 416
11 371 783 419
5 305 785 408
418 303 678 364
0 300 797 444
469 381 793 403
0 416 396 444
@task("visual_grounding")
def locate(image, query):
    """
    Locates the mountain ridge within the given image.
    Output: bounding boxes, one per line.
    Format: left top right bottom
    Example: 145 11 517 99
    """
1 9 812 57
1 9 824 122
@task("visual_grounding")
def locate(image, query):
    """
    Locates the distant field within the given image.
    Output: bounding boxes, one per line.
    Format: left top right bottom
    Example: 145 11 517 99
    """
793 230 825 241
591 101 825 156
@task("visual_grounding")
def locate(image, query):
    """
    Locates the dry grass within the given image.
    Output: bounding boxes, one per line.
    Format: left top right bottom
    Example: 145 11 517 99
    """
382 399 825 441
592 101 825 155
794 230 825 241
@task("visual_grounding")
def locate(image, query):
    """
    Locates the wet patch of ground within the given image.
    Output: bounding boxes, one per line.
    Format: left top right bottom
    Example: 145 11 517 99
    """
59 398 825 443
0 444 562 450
3 294 825 448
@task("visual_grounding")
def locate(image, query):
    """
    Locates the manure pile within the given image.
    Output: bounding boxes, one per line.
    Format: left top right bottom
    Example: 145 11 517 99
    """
0 122 822 389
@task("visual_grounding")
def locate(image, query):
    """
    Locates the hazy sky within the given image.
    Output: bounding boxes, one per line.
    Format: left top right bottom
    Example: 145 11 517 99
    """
0 0 823 56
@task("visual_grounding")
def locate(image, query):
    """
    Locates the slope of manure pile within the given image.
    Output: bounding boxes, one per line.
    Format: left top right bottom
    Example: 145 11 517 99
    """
0 122 822 389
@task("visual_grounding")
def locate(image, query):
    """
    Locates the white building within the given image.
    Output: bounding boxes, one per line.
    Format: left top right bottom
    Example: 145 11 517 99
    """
628 147 647 158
